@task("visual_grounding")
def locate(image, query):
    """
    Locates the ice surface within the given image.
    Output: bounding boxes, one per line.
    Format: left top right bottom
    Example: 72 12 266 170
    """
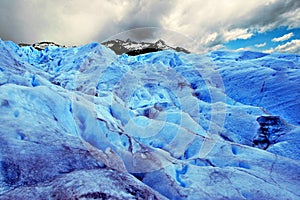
0 38 299 199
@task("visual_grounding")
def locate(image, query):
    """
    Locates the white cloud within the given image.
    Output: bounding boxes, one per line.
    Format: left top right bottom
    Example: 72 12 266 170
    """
274 39 300 53
272 32 294 42
264 39 300 54
223 29 253 41
263 48 275 54
255 42 266 47
235 47 253 52
204 32 219 44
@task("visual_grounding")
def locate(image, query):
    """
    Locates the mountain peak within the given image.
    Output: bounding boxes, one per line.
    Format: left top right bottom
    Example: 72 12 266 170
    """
155 39 166 45
18 39 190 56
101 39 190 55
19 41 68 50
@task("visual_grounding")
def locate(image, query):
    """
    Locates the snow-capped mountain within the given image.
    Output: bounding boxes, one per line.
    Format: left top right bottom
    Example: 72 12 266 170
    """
0 39 299 199
19 41 69 51
19 39 190 56
102 39 190 55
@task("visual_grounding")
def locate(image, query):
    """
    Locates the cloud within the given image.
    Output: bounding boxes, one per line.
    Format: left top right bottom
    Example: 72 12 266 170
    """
0 0 126 45
272 32 294 42
235 47 253 52
162 0 300 52
233 0 300 32
255 42 266 47
264 39 300 54
0 0 299 53
162 0 265 51
274 39 300 53
0 0 174 45
223 29 253 41
263 49 274 54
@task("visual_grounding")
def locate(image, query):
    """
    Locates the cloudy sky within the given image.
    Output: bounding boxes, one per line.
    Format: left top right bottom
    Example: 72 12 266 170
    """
0 0 299 54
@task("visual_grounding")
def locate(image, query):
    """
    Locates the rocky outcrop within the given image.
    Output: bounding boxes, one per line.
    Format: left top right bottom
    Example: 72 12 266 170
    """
253 116 288 149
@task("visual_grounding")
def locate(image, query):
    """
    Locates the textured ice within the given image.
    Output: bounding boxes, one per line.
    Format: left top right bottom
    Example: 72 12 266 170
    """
0 38 299 199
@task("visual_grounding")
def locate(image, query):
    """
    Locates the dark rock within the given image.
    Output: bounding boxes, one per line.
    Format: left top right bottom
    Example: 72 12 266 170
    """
126 47 164 56
253 116 287 149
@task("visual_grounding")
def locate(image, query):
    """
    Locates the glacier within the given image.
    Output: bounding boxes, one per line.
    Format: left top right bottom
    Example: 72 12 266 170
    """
0 38 299 199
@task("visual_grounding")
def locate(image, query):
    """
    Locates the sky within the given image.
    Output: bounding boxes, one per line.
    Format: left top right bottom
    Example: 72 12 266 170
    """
0 0 299 54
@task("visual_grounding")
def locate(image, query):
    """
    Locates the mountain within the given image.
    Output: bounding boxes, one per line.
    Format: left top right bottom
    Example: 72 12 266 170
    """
18 41 69 51
0 39 300 199
101 39 190 55
19 39 190 55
